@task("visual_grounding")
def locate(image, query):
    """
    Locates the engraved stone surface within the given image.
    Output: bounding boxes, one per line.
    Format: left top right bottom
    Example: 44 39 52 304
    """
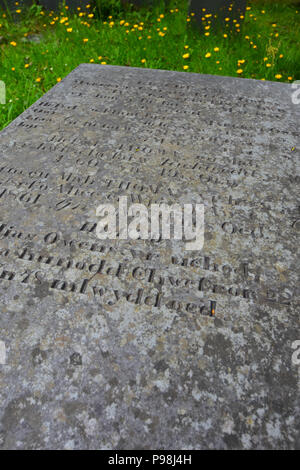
0 64 299 449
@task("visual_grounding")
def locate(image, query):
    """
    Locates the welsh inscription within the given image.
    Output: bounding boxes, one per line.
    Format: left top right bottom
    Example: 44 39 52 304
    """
0 65 299 449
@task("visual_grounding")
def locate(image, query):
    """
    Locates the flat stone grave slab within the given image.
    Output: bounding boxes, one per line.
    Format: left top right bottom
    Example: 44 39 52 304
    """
0 64 299 449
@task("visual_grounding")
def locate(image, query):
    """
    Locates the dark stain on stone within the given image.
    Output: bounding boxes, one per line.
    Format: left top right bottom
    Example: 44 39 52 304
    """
154 359 168 372
223 433 242 450
89 368 100 377
32 347 47 366
64 401 85 417
70 352 82 366
17 318 29 331
203 333 234 365
109 377 119 387
33 281 50 299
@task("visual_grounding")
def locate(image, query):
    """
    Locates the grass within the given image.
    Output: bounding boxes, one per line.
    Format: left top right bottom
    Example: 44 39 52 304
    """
0 0 299 131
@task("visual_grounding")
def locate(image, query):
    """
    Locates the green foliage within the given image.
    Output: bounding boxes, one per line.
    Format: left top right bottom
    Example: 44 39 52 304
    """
28 3 44 18
94 0 123 20
0 0 299 131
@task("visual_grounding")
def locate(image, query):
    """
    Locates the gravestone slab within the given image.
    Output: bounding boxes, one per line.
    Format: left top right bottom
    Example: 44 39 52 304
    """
0 64 299 449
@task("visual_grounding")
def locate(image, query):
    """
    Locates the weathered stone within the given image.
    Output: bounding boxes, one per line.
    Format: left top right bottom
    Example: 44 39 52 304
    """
21 34 43 43
0 64 299 449
0 80 5 105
